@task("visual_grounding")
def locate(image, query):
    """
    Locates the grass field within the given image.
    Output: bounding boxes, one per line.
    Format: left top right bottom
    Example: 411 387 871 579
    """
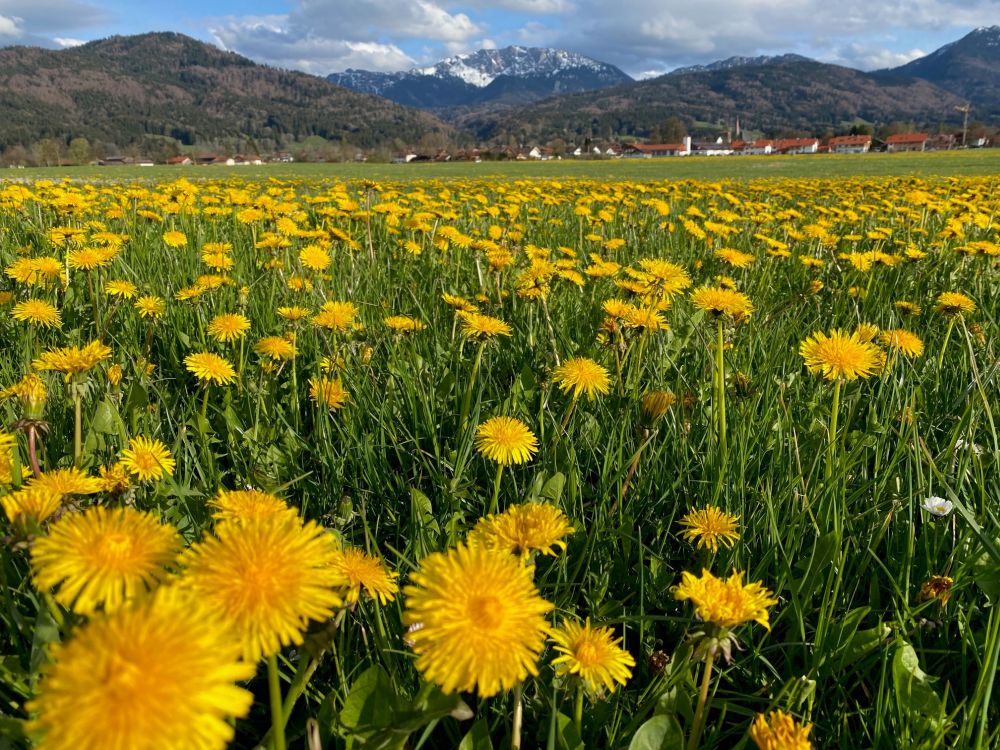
8 147 1000 182
0 168 997 750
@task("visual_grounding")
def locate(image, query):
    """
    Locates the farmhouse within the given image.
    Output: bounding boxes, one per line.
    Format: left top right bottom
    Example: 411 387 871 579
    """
828 135 872 153
623 137 692 157
885 133 929 152
773 138 820 155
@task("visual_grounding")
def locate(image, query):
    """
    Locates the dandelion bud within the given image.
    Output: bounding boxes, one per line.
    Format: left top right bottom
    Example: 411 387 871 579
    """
642 390 675 423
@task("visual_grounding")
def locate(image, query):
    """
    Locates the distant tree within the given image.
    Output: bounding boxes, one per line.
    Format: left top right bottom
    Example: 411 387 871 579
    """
1 144 33 167
66 137 93 165
661 117 688 142
849 123 873 136
32 138 62 167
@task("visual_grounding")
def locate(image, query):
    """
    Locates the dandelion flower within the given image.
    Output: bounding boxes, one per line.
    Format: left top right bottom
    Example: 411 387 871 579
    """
934 292 975 316
120 436 175 481
99 462 131 494
384 315 427 333
207 313 250 343
690 286 754 321
642 390 675 422
135 295 166 319
312 300 358 331
799 330 883 381
278 305 311 321
550 618 636 693
210 489 295 524
28 587 255 750
105 279 138 299
335 547 399 605
879 329 924 358
1 487 62 525
715 248 755 268
468 502 574 558
1 373 47 414
181 514 347 662
475 416 538 465
11 299 62 328
299 244 331 272
162 230 188 248
674 568 777 632
31 506 181 614
749 710 813 750
33 340 112 379
254 336 297 361
403 543 553 696
679 507 740 553
26 467 103 497
553 357 611 400
185 352 237 385
309 376 348 410
459 311 512 340
917 576 954 607
895 300 922 316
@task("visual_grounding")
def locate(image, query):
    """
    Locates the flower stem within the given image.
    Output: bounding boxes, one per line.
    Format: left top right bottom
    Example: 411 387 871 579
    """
458 340 486 437
574 681 584 737
553 395 578 447
489 463 504 516
826 379 842 483
937 316 956 373
267 653 287 750
73 391 82 468
511 681 524 750
715 318 728 465
686 650 716 750
27 426 42 478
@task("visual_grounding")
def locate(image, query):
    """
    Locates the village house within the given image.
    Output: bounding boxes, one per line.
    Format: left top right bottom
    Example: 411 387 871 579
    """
885 133 929 152
925 134 956 151
773 138 820 155
165 155 193 166
690 136 733 156
732 139 774 155
623 137 692 158
828 135 872 153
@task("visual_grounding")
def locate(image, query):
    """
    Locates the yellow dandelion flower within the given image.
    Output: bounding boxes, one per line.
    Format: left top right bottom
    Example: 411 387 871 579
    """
335 546 399 605
120 436 175 481
210 489 295 524
27 586 255 750
475 416 538 465
442 292 478 313
11 299 62 328
99 461 131 494
917 575 954 607
679 506 740 553
1 373 47 414
553 357 611 400
879 329 924 358
33 340 112 379
550 618 636 694
402 543 553 696
854 322 879 342
690 286 754 321
26 467 103 496
312 300 358 331
799 330 883 381
207 313 251 343
135 295 166 319
254 336 297 361
31 506 181 614
895 300 922 316
278 305 311 321
459 311 512 340
181 515 347 662
1 487 62 526
384 315 427 333
715 247 755 268
299 244 331 271
185 352 237 385
162 230 187 248
309 376 348 410
106 363 123 386
468 502 574 558
0 431 14 485
641 390 675 422
749 710 813 750
674 568 777 631
934 292 975 316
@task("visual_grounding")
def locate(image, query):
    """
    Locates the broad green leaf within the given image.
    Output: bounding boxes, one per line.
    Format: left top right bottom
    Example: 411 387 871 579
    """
627 715 685 750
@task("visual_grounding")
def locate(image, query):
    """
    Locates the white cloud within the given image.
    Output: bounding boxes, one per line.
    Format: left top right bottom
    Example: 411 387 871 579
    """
832 43 928 70
0 13 22 36
53 36 85 47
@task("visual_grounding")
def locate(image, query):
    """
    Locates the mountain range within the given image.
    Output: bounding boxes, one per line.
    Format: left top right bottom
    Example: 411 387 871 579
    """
0 27 997 157
328 46 633 109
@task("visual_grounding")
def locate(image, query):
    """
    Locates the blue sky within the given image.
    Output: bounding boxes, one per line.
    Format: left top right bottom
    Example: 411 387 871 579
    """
0 0 996 78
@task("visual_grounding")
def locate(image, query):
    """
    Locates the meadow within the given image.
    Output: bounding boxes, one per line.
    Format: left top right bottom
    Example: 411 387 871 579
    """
0 166 996 750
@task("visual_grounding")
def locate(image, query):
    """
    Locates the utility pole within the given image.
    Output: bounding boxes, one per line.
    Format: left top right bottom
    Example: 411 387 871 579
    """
954 104 971 147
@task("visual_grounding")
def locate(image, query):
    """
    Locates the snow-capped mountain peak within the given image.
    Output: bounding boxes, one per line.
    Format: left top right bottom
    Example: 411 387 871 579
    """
413 46 622 87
